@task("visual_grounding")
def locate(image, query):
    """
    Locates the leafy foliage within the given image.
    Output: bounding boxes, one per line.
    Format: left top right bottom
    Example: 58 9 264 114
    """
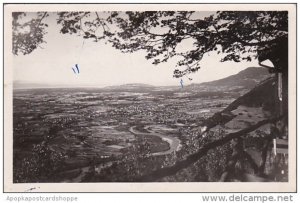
13 11 288 77
56 11 287 76
82 139 161 182
12 12 49 55
13 141 65 183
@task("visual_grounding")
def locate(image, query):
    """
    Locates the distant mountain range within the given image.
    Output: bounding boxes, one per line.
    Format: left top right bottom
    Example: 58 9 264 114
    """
190 67 271 89
103 67 271 91
13 81 55 89
14 67 272 90
103 83 154 91
13 82 105 90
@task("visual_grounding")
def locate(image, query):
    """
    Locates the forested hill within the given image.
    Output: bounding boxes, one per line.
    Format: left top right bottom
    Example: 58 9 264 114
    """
192 67 271 89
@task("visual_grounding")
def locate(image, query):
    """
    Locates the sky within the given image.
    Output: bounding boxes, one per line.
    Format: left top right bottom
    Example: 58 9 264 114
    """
13 12 260 87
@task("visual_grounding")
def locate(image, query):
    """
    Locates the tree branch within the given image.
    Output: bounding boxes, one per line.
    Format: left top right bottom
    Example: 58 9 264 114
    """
231 34 286 46
143 28 169 37
36 12 47 27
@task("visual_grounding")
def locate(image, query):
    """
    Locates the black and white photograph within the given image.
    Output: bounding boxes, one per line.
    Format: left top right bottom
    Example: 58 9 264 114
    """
3 3 296 192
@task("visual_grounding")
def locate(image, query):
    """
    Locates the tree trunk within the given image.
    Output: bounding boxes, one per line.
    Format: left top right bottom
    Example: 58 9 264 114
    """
270 36 288 119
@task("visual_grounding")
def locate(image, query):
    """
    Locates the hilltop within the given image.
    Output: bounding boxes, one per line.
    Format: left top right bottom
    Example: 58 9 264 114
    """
190 67 271 90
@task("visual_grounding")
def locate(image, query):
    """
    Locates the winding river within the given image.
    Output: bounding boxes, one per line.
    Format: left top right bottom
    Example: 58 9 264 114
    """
129 125 181 156
62 125 181 182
